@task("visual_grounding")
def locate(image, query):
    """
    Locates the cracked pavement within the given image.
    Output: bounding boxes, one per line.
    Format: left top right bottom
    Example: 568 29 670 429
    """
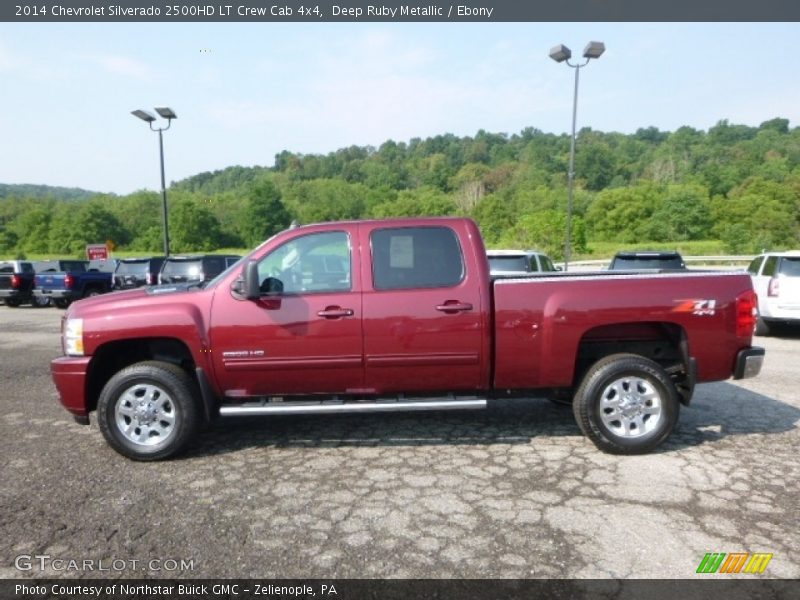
0 306 798 579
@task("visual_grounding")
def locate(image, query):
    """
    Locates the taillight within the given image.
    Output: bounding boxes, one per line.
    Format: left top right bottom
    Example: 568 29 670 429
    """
11 274 21 289
736 290 758 338
768 277 779 297
64 273 74 289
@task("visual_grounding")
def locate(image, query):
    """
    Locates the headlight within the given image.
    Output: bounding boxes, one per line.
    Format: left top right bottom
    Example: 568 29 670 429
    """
64 318 84 356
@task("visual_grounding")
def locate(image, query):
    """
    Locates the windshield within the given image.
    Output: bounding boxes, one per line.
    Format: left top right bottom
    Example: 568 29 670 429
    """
488 256 530 273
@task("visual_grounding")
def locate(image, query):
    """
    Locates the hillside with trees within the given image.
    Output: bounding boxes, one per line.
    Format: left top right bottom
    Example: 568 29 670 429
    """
1 118 799 259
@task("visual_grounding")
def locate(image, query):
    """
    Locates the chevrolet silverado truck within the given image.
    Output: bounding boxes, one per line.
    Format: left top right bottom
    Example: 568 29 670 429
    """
34 260 113 308
51 217 764 460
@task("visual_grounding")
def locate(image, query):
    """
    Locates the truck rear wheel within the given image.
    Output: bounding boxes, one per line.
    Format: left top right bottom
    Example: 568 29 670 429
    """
54 299 71 309
573 353 679 454
97 361 201 461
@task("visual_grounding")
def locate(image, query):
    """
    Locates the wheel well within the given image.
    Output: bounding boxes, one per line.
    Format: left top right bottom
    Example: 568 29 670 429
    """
574 322 693 404
86 338 196 413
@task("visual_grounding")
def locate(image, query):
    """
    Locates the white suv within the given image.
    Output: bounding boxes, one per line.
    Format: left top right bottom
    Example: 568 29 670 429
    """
747 251 800 335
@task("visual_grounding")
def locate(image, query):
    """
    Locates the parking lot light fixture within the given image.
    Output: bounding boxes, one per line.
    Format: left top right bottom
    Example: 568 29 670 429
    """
549 41 604 271
132 107 177 257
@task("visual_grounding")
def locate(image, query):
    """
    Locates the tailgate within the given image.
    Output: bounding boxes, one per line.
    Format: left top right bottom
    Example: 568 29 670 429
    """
35 273 67 290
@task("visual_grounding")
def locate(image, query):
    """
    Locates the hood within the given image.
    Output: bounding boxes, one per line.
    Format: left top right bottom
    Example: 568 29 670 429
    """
66 284 204 317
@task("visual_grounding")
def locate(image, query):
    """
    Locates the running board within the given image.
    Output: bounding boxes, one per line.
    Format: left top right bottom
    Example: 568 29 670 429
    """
219 396 487 417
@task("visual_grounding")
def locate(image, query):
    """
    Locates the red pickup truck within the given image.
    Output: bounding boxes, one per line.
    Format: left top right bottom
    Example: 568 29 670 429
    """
51 217 764 460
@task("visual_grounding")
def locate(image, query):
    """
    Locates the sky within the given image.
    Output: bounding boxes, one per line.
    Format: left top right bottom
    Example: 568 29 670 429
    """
0 21 798 195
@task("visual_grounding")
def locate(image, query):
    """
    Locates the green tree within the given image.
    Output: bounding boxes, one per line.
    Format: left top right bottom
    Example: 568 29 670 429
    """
169 200 225 252
239 181 292 246
369 187 455 219
497 209 587 260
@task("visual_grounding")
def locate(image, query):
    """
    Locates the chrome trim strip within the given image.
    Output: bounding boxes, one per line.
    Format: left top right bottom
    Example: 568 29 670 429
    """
220 398 487 416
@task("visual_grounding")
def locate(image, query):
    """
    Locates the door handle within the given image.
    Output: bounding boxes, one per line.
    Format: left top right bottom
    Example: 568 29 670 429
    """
317 307 355 319
435 302 473 313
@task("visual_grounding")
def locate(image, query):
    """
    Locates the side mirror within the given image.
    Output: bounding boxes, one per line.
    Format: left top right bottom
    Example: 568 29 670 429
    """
242 260 261 300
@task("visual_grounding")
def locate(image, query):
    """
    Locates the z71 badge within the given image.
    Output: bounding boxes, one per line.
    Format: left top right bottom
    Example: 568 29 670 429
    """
673 299 717 316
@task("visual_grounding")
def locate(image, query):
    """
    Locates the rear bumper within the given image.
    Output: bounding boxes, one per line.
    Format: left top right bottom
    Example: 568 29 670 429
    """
759 300 800 322
0 290 29 300
51 356 92 418
733 347 765 380
35 289 74 299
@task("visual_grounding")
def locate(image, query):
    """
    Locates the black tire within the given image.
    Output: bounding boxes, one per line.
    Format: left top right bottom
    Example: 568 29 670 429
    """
4 298 21 308
54 299 71 309
97 361 202 461
31 295 51 307
754 317 772 336
83 288 102 298
573 353 680 455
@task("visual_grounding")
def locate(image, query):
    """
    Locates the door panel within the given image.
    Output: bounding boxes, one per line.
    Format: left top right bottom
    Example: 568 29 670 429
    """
360 223 484 394
210 228 363 397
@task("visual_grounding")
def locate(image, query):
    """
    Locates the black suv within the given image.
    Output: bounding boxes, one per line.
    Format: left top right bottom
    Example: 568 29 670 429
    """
113 257 166 290
158 255 241 286
608 251 686 271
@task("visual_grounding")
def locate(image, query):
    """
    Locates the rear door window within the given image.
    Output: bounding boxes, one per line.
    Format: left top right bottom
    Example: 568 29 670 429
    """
747 256 765 275
371 226 464 290
778 257 800 277
540 256 556 272
762 257 779 277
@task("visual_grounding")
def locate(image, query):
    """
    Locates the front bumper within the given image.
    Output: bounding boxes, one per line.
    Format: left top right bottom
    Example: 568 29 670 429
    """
51 356 92 419
733 347 765 380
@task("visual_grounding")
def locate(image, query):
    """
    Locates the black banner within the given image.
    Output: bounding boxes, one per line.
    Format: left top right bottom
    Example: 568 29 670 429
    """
3 0 800 22
3 579 800 600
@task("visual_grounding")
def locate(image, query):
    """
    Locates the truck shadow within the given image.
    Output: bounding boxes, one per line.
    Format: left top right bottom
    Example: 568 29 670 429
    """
184 382 799 458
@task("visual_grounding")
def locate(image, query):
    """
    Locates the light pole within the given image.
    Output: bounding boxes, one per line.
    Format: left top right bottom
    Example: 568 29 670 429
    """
549 41 604 271
132 107 177 257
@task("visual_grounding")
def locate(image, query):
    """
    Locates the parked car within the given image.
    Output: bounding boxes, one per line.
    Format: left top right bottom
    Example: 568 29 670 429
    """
33 260 113 308
748 251 800 335
0 260 37 307
158 255 241 286
113 257 166 290
51 217 763 460
608 250 686 271
487 250 558 276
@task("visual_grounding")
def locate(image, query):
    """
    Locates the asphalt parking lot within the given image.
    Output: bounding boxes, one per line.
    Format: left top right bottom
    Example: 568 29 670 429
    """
0 305 798 580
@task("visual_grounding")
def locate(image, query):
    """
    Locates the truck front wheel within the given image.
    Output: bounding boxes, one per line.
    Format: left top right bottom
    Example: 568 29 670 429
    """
97 361 201 461
573 353 680 454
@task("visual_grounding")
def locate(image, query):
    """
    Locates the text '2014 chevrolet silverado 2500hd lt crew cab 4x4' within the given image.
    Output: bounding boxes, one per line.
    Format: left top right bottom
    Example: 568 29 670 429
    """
51 218 764 460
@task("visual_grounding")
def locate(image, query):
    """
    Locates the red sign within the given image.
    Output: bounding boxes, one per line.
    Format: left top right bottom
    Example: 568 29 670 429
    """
86 244 109 260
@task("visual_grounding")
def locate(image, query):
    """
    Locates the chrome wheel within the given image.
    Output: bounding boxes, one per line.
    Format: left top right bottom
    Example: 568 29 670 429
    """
598 376 662 438
114 383 177 447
